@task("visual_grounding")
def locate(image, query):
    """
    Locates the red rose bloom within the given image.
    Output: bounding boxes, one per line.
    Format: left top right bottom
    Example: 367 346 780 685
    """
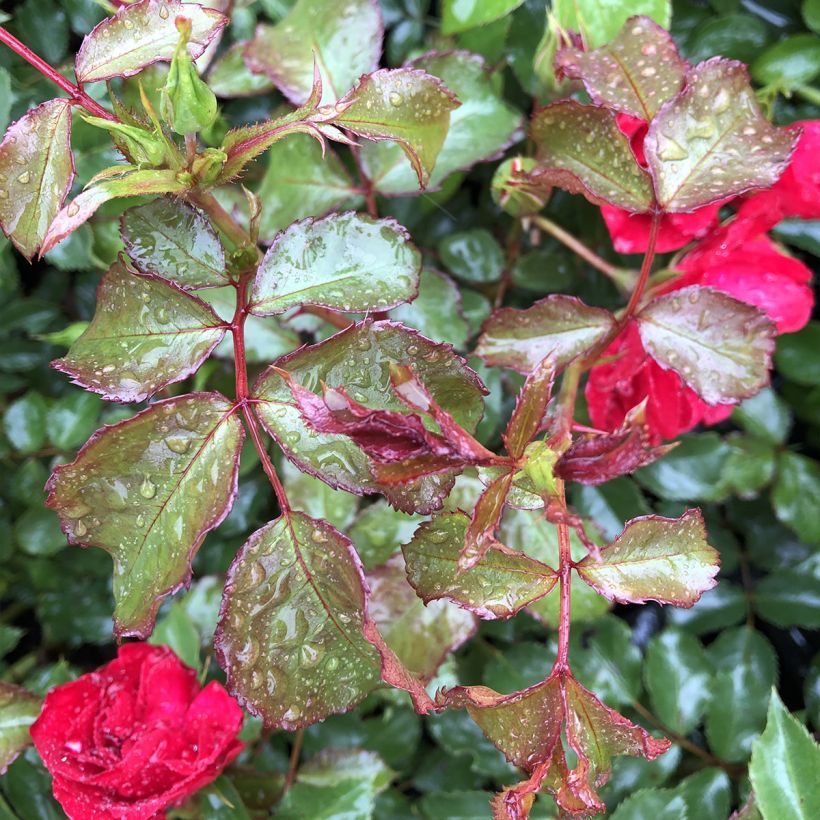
30 644 244 820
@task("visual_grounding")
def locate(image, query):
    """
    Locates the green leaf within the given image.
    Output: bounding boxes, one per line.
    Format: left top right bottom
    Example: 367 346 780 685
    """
368 554 475 680
776 322 820 386
214 512 380 730
749 689 820 820
0 99 74 261
674 768 731 820
402 512 557 619
245 0 382 104
806 0 820 33
3 392 47 454
610 789 688 820
705 627 777 761
529 101 654 212
715 435 776 499
0 68 11 134
576 509 719 607
751 34 820 88
438 229 504 285
206 43 275 98
121 198 228 290
419 791 493 820
773 452 820 545
390 269 469 349
255 135 357 242
0 684 40 774
277 749 392 819
348 500 422 570
573 478 651 542
754 568 820 628
14 507 65 557
733 387 792 446
475 295 616 373
200 776 252 819
554 0 671 48
442 0 524 34
637 287 774 405
281 458 358 531
46 392 243 637
644 628 713 734
335 68 460 189
665 583 747 634
250 212 421 316
149 601 201 669
555 16 686 120
358 52 521 194
807 653 820 728
253 320 486 514
644 58 798 212
75 0 227 83
46 390 102 451
53 260 226 403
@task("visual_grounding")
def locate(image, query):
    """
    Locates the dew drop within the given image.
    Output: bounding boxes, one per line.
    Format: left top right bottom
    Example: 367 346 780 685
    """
312 527 328 543
0 190 7 200
140 476 157 499
67 202 80 218
657 136 689 162
16 171 30 184
75 518 88 537
159 4 169 18
388 91 402 107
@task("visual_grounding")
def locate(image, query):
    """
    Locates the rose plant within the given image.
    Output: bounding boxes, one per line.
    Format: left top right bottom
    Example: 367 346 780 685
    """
0 0 818 817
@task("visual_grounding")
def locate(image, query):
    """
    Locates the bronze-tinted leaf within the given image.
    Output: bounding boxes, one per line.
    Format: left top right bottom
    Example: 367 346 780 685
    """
0 99 73 260
402 513 558 619
576 509 720 606
46 393 243 638
555 16 686 120
475 295 616 373
215 512 381 730
503 357 555 459
644 58 799 212
53 260 226 402
529 101 654 212
636 287 775 405
459 471 514 571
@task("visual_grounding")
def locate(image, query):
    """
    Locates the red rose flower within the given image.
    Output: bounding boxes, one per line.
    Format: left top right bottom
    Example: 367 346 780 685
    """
585 323 733 445
30 644 243 820
599 114 722 254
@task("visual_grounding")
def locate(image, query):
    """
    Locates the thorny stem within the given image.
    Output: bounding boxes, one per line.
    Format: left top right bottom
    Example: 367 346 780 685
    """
0 26 117 121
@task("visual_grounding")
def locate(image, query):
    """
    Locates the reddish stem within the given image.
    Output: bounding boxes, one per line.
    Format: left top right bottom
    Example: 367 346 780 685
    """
0 26 117 121
621 208 662 323
553 485 573 674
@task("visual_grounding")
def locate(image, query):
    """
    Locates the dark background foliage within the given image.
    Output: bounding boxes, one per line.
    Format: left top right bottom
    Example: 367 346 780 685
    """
0 0 818 816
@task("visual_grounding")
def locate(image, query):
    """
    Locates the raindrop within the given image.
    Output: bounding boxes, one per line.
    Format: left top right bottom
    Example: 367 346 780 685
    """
159 4 169 18
75 518 88 537
16 171 30 184
164 434 191 454
656 137 688 162
140 476 157 499
67 202 80 218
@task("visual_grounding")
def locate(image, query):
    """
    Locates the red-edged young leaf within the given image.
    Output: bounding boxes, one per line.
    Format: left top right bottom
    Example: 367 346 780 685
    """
52 259 226 402
75 0 227 83
402 512 558 619
563 674 670 807
252 320 487 514
644 58 799 212
459 471 514 572
576 509 720 606
367 554 475 681
0 683 40 775
250 212 421 316
121 198 228 289
244 0 381 104
636 287 775 405
503 356 555 459
555 402 675 485
41 169 189 256
475 295 617 373
46 393 243 638
555 16 686 121
0 99 73 261
492 765 549 820
334 69 461 188
529 101 654 212
215 512 382 730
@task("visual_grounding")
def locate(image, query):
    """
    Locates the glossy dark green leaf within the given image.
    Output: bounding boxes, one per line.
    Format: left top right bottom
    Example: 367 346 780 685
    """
556 16 686 120
253 320 486 514
0 99 74 261
53 260 226 403
438 229 504 285
207 43 275 98
255 136 357 241
250 212 420 316
148 601 201 669
674 768 731 820
577 509 719 607
75 0 227 83
476 295 616 373
610 789 688 820
751 34 820 88
806 653 820 728
121 198 228 290
754 568 820 628
441 0 523 34
644 58 798 211
644 628 713 734
46 391 102 451
348 500 421 571
687 14 772 64
3 392 47 454
715 435 776 499
358 51 521 195
402 512 557 619
705 627 777 761
749 689 820 820
46 392 243 637
776 322 820 386
0 684 40 774
281 459 358 531
215 512 380 729
530 101 654 212
368 554 475 680
772 452 820 544
14 507 65 557
733 387 792 445
637 287 774 405
335 67 460 189
573 478 652 542
554 0 671 48
805 0 820 32
666 582 747 634
245 0 382 104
